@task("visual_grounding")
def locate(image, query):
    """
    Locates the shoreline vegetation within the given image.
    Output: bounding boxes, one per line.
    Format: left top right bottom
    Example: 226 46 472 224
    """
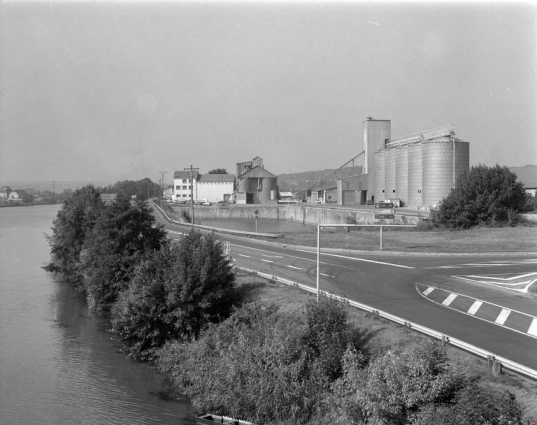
44 185 537 424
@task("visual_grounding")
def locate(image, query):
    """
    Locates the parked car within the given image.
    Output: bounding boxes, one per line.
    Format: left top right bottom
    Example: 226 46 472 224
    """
200 201 211 206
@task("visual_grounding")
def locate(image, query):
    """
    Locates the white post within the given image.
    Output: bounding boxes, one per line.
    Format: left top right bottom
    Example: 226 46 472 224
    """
380 225 383 251
317 224 321 302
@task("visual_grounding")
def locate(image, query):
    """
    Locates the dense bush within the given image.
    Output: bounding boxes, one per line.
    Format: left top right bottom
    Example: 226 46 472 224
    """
431 164 527 228
81 198 167 311
157 297 367 424
44 185 105 288
112 230 236 360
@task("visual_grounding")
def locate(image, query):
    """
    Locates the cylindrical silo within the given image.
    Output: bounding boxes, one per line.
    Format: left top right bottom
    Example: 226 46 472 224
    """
259 177 278 203
422 140 454 208
454 141 470 184
374 150 385 203
395 146 409 206
384 148 396 201
408 143 422 207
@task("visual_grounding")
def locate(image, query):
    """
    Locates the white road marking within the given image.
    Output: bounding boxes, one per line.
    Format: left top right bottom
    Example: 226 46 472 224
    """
320 273 335 278
238 254 250 258
322 253 415 269
495 309 511 325
467 301 482 315
287 265 303 270
442 293 457 306
260 259 273 263
263 254 282 258
423 287 435 296
528 319 537 337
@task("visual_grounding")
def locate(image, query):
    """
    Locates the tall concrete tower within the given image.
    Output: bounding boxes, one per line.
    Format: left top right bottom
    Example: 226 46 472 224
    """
363 117 390 202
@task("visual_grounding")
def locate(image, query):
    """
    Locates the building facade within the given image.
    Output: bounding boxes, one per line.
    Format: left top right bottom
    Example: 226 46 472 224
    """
172 170 199 202
235 157 278 204
196 174 235 203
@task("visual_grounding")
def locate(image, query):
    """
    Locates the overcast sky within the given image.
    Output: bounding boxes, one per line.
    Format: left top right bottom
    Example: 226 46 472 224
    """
0 0 535 184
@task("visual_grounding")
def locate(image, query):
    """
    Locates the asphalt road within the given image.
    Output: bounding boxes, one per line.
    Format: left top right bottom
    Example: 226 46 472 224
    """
153 206 537 373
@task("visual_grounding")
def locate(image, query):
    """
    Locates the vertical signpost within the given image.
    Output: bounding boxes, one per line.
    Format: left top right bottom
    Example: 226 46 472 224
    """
375 202 396 250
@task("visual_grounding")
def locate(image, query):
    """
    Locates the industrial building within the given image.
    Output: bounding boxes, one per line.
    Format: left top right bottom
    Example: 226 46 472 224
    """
234 157 279 205
333 118 469 208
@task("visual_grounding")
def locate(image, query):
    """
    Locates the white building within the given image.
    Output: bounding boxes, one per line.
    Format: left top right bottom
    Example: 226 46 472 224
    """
172 170 235 203
172 170 199 202
197 174 235 203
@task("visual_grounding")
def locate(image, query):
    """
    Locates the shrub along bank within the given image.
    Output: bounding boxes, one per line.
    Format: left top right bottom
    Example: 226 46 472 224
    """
156 280 536 424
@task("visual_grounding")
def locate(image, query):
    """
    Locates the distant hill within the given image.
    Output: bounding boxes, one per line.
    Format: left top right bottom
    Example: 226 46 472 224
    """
509 165 537 188
277 169 336 194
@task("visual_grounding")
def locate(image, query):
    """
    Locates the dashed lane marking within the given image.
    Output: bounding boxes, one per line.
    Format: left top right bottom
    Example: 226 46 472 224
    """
238 254 250 258
260 259 273 263
416 284 537 339
287 265 303 270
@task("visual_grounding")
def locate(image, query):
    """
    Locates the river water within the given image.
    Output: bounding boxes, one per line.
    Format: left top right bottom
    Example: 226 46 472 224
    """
0 205 193 425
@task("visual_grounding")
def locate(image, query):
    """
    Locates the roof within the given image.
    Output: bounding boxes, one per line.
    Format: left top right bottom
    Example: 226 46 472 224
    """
198 174 236 183
173 170 199 179
238 166 276 179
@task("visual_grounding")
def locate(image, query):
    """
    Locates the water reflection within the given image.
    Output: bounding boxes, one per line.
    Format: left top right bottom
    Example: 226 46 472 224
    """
0 205 193 425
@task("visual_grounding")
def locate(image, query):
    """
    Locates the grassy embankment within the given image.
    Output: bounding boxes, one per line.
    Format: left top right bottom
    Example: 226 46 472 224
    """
228 268 537 423
268 222 537 254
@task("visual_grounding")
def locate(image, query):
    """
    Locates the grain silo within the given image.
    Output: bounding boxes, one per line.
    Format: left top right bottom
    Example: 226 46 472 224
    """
422 141 454 208
407 143 423 207
384 148 397 200
395 146 409 205
374 150 385 203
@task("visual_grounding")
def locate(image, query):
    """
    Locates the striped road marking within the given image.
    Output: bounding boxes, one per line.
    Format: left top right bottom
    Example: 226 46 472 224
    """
467 301 483 315
442 293 458 306
529 319 537 337
416 284 537 340
423 287 435 296
495 309 511 325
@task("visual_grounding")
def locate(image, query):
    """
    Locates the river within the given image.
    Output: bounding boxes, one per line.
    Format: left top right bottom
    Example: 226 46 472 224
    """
0 205 193 425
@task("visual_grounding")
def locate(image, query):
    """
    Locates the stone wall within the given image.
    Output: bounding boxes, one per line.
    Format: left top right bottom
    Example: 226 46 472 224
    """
172 205 420 226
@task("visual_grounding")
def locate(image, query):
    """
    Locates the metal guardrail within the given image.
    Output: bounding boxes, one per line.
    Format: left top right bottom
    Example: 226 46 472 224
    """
239 267 537 381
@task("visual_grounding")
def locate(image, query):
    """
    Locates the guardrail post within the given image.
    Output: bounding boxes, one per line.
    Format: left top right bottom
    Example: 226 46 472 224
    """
492 359 503 377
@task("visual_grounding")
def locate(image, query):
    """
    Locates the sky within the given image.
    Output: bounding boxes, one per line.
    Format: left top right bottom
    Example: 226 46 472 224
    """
0 0 535 185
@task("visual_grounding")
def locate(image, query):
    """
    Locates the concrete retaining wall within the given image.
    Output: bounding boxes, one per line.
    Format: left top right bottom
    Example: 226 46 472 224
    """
172 205 420 226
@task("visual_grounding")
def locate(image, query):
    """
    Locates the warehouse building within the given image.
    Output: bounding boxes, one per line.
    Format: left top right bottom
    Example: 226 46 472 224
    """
338 118 469 208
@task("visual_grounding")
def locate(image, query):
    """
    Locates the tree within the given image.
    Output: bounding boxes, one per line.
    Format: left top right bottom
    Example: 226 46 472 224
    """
81 198 167 311
112 229 236 359
208 168 228 174
331 342 464 424
44 185 105 288
111 178 161 201
431 164 527 228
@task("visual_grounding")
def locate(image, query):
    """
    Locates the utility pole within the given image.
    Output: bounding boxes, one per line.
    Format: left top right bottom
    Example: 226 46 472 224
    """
158 171 167 198
184 165 199 224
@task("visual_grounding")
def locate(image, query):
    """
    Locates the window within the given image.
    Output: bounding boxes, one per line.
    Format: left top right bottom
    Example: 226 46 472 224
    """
183 186 187 190
176 186 180 190
182 179 187 183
